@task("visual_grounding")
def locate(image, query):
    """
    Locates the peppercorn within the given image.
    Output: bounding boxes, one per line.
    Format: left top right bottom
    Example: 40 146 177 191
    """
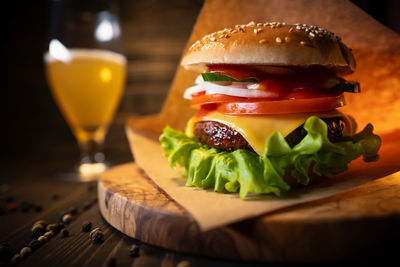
4 196 14 203
90 228 104 244
81 221 92 232
34 205 43 212
176 260 191 267
28 240 41 251
55 223 64 234
129 244 140 257
20 247 31 257
0 205 6 215
38 236 47 243
33 220 47 228
46 224 57 232
7 203 18 212
19 201 31 212
59 211 67 220
105 257 116 267
31 224 45 237
0 243 12 260
83 201 91 210
67 206 77 215
11 254 23 265
62 214 72 224
44 231 54 239
87 184 95 192
60 228 69 238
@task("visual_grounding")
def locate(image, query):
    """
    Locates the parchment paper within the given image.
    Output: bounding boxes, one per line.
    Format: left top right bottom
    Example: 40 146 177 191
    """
126 0 400 231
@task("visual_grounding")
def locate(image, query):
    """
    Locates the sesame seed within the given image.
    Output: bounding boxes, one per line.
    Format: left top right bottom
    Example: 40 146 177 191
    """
276 37 282 43
256 23 263 26
210 37 216 41
289 27 294 33
309 32 315 38
300 41 306 46
285 36 291 42
247 21 255 26
259 39 266 44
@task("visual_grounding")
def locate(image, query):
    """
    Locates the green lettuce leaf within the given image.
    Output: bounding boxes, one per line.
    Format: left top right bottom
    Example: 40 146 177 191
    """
331 81 361 93
201 72 258 83
159 116 381 199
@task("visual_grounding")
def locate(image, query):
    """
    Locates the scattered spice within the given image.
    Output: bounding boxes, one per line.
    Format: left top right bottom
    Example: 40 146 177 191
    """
87 184 95 192
55 223 64 234
81 221 92 232
20 247 32 257
34 205 43 213
0 243 12 260
59 211 67 220
60 228 69 238
62 214 72 224
177 260 191 267
11 254 23 265
28 240 41 251
33 220 47 227
90 228 104 244
46 224 57 232
19 201 31 212
4 196 15 203
0 205 6 215
38 236 48 243
105 257 116 267
0 184 9 194
7 203 18 212
67 206 77 215
83 201 91 210
44 231 54 239
31 224 45 238
129 244 140 257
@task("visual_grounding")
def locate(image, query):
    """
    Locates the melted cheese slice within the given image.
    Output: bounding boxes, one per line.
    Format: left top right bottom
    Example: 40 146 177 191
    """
186 110 349 155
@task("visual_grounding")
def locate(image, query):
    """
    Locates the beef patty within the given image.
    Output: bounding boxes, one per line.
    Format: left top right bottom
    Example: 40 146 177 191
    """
193 117 347 152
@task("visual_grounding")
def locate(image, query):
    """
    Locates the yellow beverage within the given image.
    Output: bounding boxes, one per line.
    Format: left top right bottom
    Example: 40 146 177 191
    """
45 49 126 143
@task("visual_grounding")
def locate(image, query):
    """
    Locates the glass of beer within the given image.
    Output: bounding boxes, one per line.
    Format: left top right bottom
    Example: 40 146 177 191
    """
44 0 126 181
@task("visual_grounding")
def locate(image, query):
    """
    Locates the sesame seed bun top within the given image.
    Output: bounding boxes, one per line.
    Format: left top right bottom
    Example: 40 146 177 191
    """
182 21 356 75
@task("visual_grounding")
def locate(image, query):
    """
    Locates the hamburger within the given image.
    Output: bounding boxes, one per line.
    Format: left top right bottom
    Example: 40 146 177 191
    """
160 21 381 199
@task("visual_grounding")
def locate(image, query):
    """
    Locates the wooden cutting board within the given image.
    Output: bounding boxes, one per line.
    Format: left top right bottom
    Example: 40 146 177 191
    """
98 162 400 263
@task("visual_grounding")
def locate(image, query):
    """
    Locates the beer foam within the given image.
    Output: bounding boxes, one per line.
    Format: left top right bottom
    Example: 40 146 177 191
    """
44 48 127 65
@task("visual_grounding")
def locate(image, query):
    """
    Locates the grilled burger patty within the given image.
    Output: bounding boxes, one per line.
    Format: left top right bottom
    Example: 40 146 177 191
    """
193 117 347 152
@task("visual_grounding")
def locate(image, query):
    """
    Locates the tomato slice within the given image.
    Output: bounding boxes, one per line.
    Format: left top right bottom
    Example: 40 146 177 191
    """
215 95 345 115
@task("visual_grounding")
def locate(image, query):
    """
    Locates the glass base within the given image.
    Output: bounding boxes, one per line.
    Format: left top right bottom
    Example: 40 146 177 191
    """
57 162 109 182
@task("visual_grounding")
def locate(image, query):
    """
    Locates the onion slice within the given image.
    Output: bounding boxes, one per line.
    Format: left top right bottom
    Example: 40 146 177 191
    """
184 81 277 99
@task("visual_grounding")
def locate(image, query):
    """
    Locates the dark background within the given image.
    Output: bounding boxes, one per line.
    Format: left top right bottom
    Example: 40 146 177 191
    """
2 0 400 173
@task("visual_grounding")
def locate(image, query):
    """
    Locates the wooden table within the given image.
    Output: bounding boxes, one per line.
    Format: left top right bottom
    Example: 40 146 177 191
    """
0 159 263 267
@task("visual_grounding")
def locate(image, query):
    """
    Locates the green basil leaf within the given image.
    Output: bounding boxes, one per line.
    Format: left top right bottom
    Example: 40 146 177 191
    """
201 72 258 83
332 81 361 93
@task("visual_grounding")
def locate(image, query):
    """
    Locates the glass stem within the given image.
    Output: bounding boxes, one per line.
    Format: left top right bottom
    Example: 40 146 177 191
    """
79 139 105 165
